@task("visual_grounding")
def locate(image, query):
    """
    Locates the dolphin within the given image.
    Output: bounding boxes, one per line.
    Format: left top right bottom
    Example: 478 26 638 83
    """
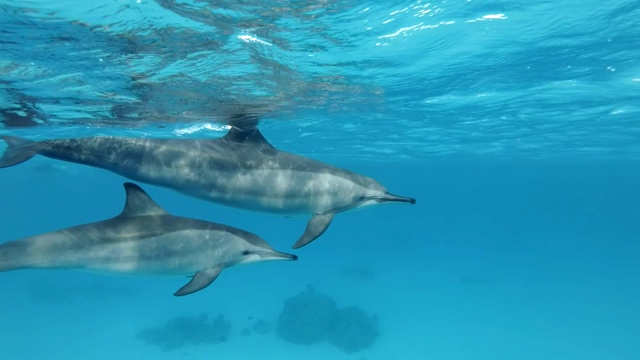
0 115 416 248
0 182 297 296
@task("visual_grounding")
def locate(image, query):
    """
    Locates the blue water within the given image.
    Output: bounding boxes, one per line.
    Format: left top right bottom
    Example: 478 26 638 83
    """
1 0 639 359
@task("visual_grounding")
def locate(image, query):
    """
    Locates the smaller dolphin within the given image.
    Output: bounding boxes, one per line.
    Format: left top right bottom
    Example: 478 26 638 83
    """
0 182 297 296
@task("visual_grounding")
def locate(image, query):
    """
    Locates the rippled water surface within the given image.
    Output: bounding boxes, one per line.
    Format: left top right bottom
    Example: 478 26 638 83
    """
1 2 639 360
1 0 639 159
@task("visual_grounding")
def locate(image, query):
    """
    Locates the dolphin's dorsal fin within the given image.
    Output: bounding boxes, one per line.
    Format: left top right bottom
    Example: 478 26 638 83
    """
119 182 168 217
222 113 275 149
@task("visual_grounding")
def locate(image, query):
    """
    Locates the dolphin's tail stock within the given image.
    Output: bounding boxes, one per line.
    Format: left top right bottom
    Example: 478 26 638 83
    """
0 136 41 168
0 241 23 272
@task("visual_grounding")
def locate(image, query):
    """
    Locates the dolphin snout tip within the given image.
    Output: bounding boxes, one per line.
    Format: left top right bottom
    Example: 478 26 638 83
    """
276 252 298 261
379 193 416 204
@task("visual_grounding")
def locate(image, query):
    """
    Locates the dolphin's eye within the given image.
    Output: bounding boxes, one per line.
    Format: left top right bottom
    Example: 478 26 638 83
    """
242 250 251 256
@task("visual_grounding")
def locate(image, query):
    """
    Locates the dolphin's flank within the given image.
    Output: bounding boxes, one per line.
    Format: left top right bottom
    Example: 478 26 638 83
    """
0 182 297 296
0 115 415 248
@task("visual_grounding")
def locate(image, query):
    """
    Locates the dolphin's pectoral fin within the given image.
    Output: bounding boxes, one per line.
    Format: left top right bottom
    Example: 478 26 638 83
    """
173 265 223 296
292 213 335 249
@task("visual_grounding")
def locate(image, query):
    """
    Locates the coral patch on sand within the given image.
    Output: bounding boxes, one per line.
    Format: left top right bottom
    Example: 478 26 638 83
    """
277 287 379 353
137 313 231 351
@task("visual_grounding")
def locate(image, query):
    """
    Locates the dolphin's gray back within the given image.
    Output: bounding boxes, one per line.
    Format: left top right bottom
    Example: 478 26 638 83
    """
39 136 375 182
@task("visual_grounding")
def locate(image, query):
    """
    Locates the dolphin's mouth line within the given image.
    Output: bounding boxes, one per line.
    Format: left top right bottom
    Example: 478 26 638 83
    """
254 250 298 261
371 193 416 204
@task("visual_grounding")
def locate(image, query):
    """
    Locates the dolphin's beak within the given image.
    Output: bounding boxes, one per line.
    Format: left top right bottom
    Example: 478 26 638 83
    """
259 251 298 261
374 193 416 204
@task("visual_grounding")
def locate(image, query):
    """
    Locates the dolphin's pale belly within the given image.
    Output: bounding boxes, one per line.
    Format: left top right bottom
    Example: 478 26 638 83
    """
133 163 364 214
2 230 240 275
192 170 364 214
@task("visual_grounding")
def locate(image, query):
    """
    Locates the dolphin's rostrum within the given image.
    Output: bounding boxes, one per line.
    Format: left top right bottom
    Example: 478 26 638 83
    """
0 115 416 248
0 182 297 296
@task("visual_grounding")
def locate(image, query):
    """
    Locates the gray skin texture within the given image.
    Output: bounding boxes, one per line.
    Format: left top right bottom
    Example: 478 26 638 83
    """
0 183 297 296
0 122 416 248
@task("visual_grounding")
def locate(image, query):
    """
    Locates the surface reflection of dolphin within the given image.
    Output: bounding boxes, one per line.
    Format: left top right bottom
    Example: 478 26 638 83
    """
0 182 297 296
0 115 416 248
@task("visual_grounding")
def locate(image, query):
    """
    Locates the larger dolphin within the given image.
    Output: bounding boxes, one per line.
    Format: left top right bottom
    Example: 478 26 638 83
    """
0 182 297 296
0 116 416 248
